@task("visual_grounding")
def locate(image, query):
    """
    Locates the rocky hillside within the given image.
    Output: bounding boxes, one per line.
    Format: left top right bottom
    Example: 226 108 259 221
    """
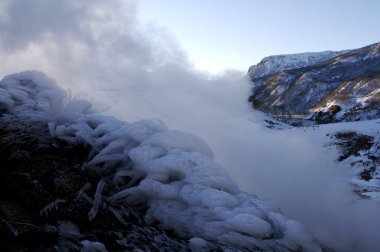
248 42 380 123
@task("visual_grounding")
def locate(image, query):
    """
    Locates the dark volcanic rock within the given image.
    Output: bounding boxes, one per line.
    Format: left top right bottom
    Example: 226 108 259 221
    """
333 131 373 161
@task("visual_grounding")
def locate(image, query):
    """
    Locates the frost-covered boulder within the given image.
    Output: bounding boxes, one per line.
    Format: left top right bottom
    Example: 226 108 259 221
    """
0 71 322 251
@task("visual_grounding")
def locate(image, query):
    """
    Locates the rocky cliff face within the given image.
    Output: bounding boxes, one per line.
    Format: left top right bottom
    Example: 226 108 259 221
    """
248 42 380 123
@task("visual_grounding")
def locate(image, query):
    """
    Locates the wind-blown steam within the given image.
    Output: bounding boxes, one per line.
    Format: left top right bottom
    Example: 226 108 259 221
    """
1 1 380 251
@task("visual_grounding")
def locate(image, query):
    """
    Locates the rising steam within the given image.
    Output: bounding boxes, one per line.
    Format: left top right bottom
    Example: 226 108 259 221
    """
1 1 379 251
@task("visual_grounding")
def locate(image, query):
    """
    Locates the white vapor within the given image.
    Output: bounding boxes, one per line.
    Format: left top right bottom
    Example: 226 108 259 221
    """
1 1 380 251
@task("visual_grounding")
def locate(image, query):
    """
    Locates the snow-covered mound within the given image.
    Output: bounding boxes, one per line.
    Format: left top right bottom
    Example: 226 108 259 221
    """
0 71 322 251
248 42 380 122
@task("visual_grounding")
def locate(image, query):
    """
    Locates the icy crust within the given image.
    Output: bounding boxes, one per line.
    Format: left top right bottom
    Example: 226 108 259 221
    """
0 71 322 251
248 50 347 79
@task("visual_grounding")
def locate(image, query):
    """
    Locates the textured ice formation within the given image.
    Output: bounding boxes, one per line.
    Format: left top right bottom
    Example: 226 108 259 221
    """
0 71 322 251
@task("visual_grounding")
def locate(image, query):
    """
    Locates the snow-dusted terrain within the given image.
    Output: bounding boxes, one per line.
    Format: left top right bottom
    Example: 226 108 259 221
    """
0 71 322 251
299 119 380 198
248 50 347 79
248 42 380 122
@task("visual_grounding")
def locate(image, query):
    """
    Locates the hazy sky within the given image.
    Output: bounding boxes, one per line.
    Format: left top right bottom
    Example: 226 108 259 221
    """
138 0 380 73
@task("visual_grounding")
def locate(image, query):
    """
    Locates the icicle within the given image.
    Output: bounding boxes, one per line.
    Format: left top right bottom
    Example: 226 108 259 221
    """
75 182 92 200
39 199 66 217
89 179 106 221
0 217 18 237
48 121 56 137
108 187 137 203
108 206 128 226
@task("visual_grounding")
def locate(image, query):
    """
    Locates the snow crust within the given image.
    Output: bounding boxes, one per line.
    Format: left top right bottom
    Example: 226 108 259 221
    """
0 71 322 251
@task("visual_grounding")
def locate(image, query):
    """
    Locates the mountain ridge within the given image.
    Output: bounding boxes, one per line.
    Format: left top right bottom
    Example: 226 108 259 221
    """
248 42 380 123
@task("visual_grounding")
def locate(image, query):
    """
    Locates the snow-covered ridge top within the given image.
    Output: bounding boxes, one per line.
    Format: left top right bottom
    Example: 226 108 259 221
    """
248 50 348 79
0 71 322 251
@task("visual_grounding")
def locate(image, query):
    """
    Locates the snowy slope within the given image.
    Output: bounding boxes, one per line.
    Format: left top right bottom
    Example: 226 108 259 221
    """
248 42 380 122
299 119 380 198
0 71 322 251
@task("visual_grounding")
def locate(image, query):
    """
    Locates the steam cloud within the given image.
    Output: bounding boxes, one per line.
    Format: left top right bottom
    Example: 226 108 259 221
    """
1 1 379 251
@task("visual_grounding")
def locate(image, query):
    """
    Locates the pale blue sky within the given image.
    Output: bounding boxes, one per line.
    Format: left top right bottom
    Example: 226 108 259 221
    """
138 0 380 73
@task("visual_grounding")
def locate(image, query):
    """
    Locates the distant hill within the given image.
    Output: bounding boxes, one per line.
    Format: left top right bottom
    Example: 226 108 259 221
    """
248 42 380 123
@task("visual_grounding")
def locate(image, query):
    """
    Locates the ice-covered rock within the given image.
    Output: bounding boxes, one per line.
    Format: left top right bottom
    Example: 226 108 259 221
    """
81 240 108 252
189 237 208 251
0 71 322 251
